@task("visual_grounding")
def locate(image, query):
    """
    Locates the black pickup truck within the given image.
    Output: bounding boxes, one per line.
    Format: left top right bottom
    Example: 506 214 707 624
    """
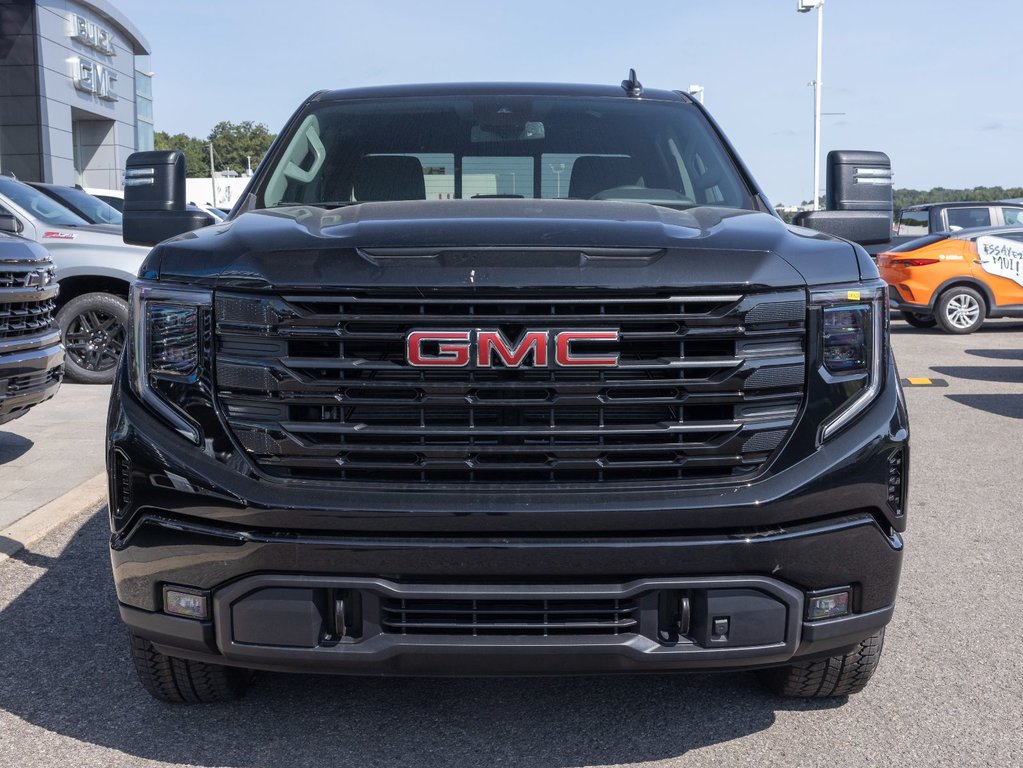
109 76 908 703
0 227 63 425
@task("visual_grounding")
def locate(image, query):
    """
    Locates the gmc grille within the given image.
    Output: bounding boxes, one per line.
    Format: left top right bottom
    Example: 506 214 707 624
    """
0 265 58 341
214 289 806 485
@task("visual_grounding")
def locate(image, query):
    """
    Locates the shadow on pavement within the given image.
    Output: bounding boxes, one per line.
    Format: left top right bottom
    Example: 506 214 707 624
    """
965 348 1023 361
930 365 1023 384
0 511 844 768
0 535 58 567
946 394 1023 420
0 431 33 465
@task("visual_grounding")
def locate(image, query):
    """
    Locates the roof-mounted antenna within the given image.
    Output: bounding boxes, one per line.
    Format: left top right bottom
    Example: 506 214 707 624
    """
621 68 643 97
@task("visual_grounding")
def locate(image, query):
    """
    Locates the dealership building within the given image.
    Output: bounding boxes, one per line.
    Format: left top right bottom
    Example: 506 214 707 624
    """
0 0 152 188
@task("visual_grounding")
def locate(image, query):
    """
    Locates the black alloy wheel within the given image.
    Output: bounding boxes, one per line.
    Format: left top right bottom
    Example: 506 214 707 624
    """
56 292 130 384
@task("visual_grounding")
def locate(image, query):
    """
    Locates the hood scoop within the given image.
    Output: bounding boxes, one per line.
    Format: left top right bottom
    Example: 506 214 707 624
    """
357 246 666 268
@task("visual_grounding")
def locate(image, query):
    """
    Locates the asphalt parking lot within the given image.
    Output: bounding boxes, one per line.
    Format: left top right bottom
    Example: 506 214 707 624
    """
1 320 1021 768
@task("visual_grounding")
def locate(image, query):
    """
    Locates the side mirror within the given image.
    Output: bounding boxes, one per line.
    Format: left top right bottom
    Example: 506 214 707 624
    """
794 150 893 246
123 150 214 247
0 213 22 234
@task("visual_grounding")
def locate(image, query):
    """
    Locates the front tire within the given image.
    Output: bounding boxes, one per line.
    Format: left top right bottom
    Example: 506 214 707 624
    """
760 629 885 698
900 310 937 329
56 292 129 384
129 631 252 703
935 286 986 334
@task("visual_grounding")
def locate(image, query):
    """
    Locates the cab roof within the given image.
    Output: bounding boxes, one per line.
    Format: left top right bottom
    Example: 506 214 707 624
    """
314 82 691 103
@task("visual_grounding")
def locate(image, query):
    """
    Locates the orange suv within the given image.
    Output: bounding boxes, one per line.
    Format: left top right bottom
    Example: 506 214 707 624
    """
878 226 1023 333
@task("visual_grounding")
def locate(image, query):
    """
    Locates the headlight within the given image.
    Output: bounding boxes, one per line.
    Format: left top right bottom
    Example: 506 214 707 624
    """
811 282 886 441
131 283 212 444
147 303 200 376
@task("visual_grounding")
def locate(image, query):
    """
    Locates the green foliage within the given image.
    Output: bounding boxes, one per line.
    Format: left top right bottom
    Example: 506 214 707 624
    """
207 121 275 175
777 188 1023 224
154 131 208 177
154 121 277 177
894 186 1023 215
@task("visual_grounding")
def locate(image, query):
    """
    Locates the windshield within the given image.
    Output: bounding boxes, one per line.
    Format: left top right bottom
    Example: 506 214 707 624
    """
39 185 122 225
0 178 89 227
259 96 753 211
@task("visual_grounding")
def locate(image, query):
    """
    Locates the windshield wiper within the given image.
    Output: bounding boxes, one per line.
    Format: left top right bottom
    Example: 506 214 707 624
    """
270 201 362 209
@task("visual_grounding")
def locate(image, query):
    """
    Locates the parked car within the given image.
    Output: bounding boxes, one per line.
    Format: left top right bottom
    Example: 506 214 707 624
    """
0 176 149 382
86 187 230 223
84 187 123 212
0 226 63 424
896 201 1023 236
29 183 122 226
188 202 227 222
878 226 1023 333
861 201 1023 257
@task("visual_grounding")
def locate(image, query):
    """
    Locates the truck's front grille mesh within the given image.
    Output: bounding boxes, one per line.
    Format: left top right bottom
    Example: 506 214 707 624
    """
213 288 806 485
1 263 58 341
381 597 639 636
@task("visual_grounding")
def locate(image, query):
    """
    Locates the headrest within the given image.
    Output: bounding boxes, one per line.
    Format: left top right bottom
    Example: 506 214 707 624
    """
568 156 639 200
353 155 426 202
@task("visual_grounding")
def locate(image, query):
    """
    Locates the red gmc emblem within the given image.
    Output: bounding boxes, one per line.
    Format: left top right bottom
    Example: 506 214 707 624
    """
406 329 620 368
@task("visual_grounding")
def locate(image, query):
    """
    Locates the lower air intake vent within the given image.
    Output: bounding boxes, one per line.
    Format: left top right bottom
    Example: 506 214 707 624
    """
109 449 132 520
887 449 906 516
381 597 639 637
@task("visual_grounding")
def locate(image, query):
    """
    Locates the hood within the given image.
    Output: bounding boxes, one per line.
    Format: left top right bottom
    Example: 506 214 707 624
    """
36 223 139 249
148 200 863 291
78 222 124 236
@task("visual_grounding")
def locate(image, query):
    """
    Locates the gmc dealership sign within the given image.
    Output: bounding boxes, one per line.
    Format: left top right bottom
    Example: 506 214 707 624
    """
70 14 117 101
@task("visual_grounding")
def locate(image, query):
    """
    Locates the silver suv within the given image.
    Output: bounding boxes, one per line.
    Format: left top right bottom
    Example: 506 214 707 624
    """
0 177 148 383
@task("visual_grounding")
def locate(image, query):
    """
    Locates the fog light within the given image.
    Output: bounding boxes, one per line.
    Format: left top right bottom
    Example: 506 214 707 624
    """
164 587 209 620
806 589 850 621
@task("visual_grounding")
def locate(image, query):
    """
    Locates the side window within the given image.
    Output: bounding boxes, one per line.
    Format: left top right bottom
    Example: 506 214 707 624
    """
1001 207 1023 226
897 210 929 236
945 207 991 230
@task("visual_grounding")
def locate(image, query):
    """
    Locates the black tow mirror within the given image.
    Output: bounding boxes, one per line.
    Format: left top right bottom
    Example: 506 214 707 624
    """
0 213 22 234
794 150 893 246
123 150 214 247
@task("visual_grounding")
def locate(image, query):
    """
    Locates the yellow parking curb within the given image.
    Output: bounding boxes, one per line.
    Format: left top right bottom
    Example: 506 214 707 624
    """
900 377 949 387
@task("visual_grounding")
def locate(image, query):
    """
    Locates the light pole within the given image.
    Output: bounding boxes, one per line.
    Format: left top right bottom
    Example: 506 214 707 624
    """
798 0 824 211
549 163 565 198
687 85 704 104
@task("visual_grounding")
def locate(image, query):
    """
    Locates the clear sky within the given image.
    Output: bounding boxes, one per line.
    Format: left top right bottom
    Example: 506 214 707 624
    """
115 0 1023 205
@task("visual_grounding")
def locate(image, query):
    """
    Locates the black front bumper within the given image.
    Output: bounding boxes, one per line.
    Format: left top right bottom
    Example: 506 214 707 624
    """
117 516 900 675
108 353 908 676
0 332 63 425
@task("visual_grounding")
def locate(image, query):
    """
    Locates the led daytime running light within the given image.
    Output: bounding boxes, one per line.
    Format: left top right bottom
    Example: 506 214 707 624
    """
812 283 886 442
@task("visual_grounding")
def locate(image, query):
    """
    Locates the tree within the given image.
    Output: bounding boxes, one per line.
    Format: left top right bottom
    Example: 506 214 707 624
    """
207 121 276 176
154 131 208 177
